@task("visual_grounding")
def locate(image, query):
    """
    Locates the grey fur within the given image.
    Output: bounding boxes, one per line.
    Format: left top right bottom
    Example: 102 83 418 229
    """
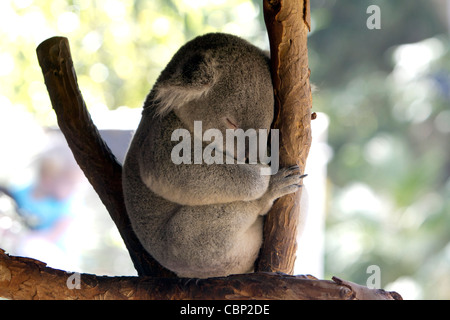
123 33 304 278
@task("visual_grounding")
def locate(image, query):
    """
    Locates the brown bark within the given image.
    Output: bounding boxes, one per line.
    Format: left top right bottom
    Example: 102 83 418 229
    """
0 250 401 300
35 37 175 278
256 0 313 274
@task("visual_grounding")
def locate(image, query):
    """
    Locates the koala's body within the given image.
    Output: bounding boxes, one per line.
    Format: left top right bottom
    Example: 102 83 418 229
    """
123 33 303 278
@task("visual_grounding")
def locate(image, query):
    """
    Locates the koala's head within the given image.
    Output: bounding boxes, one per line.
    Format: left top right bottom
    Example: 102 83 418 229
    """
147 33 274 134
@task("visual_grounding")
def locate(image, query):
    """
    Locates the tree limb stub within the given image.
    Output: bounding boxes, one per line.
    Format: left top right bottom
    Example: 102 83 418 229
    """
257 0 313 274
0 250 401 300
36 37 175 278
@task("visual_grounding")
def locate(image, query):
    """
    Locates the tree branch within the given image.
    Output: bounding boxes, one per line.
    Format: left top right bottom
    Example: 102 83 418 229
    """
0 250 401 300
35 37 175 278
257 0 313 274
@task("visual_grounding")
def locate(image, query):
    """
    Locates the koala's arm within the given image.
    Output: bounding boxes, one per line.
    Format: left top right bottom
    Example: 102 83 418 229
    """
146 162 270 206
132 115 270 206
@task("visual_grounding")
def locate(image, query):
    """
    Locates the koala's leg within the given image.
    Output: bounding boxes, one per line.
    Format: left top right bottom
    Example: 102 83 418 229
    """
160 201 265 278
158 167 304 278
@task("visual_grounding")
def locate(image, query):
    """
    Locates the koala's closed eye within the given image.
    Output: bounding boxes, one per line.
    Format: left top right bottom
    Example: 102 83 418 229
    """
224 117 238 129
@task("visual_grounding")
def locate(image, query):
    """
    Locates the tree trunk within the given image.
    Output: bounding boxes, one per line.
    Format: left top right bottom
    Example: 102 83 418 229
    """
256 0 313 274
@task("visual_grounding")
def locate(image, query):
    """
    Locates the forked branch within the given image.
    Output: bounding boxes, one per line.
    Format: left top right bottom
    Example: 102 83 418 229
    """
36 36 174 278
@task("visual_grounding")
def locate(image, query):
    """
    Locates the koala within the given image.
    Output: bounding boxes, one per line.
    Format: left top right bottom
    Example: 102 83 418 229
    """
122 33 305 278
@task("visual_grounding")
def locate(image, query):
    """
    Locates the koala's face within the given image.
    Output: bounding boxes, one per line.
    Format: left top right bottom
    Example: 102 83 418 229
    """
174 58 274 135
152 33 274 137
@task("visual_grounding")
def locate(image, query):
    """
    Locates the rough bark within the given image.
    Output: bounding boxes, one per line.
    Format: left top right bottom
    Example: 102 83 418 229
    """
35 36 175 278
0 250 401 300
256 0 313 274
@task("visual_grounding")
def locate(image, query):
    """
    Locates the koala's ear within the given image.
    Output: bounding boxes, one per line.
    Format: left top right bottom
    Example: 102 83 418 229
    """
153 52 218 116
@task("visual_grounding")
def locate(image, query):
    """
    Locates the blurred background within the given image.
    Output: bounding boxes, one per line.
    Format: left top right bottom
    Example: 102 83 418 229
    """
0 0 448 299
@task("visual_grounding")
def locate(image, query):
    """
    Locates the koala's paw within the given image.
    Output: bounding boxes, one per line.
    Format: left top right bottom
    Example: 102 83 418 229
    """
267 165 306 201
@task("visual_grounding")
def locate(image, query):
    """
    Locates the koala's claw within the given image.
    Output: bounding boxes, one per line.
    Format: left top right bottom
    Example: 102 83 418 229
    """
267 167 307 200
283 166 307 180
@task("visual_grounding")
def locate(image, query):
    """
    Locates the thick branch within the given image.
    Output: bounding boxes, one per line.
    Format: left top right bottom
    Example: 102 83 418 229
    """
0 250 401 300
257 0 313 273
36 37 175 278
